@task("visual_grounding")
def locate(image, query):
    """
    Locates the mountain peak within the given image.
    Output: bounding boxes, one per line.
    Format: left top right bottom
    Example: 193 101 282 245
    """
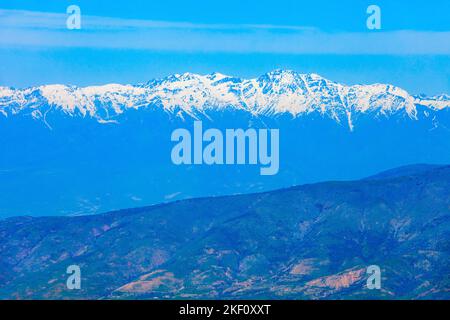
263 68 298 77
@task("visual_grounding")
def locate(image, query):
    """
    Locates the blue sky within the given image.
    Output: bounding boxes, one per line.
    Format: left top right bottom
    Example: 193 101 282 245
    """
0 0 449 94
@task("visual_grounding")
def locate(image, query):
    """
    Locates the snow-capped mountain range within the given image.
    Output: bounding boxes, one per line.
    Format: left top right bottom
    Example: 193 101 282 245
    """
2 70 450 218
1 70 449 129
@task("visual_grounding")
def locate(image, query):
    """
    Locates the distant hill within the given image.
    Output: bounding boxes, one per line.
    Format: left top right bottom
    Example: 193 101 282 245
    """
1 164 449 299
363 164 445 180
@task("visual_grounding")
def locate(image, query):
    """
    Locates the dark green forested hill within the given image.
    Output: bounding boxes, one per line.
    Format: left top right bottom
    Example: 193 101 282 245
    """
1 165 449 299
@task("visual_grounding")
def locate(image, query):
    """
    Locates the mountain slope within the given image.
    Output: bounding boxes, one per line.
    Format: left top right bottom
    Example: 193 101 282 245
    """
363 164 445 181
1 165 449 299
1 70 449 129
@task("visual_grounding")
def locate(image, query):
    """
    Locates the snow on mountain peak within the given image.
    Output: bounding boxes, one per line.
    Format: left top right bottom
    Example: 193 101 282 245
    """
0 70 449 129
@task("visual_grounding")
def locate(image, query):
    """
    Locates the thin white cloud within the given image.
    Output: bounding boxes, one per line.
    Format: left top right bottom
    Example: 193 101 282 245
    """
0 9 449 54
0 9 317 31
